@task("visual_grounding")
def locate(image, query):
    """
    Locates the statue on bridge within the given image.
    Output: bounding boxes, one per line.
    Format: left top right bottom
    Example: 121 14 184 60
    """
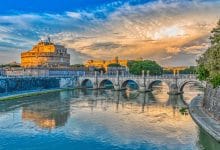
78 70 205 95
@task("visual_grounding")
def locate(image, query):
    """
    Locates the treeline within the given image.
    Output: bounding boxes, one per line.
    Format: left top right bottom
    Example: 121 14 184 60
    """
0 64 20 68
197 20 220 87
163 66 197 74
128 60 163 75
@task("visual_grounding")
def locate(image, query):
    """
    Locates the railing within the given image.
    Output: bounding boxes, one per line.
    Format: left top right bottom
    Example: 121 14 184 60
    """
1 72 197 80
80 74 197 79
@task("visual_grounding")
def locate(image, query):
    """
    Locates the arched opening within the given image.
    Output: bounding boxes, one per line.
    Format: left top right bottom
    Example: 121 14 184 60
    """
148 80 170 92
99 79 114 89
148 80 169 103
180 81 204 104
179 81 204 92
81 79 93 89
121 80 139 91
121 80 139 100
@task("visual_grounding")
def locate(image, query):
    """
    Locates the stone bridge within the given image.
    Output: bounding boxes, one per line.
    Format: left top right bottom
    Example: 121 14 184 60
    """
78 72 206 95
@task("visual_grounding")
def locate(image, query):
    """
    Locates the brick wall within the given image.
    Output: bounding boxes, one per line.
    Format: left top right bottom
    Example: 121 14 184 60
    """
203 84 220 120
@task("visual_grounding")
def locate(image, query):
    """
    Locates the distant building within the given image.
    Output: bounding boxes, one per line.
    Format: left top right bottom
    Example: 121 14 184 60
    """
163 66 188 75
85 57 128 71
107 66 128 75
21 38 70 68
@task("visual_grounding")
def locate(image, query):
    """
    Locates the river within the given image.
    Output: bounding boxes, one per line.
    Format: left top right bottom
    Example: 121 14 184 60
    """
0 83 219 150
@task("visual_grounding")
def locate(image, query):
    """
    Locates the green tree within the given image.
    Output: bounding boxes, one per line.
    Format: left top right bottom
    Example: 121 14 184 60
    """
197 65 209 81
107 63 122 67
197 20 220 87
179 66 197 74
128 60 162 75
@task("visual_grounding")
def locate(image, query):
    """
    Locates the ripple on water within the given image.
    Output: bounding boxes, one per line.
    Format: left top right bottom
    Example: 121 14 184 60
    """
0 86 219 150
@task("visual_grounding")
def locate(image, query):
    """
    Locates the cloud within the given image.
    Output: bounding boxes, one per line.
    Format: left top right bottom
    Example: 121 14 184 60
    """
83 42 122 50
165 47 180 54
67 48 92 64
66 12 82 19
0 0 220 66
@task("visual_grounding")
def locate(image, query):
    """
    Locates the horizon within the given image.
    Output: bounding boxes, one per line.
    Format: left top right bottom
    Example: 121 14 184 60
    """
0 0 220 66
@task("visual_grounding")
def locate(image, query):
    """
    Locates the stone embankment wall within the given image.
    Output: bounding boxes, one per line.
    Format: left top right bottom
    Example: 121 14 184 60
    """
203 84 220 120
0 77 77 95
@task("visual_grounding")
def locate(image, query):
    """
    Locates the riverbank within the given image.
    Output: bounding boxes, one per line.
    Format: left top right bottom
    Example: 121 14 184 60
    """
189 96 220 142
0 88 75 101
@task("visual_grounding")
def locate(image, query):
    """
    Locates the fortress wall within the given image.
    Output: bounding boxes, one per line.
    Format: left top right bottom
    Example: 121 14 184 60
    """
203 84 220 120
0 77 77 95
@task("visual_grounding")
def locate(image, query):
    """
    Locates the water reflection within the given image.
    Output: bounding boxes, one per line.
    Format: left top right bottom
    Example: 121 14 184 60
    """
68 89 197 149
0 83 219 150
22 93 70 129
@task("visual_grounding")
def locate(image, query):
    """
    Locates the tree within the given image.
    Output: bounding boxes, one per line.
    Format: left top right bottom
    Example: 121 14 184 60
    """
128 60 162 75
94 67 105 73
197 65 209 81
197 20 220 87
179 66 197 74
107 63 122 67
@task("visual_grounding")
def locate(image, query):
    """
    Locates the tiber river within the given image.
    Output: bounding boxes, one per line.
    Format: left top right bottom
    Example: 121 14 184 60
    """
0 82 219 150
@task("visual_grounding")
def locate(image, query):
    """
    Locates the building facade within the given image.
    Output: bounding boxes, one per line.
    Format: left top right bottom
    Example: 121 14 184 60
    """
21 40 70 68
107 66 129 75
85 57 128 71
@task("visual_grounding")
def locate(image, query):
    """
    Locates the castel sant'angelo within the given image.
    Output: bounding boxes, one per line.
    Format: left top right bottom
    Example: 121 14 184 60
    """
21 38 70 68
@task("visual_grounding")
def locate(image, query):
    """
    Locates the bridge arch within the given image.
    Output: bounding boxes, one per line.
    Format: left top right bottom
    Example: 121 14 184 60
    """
99 79 114 89
121 80 139 90
179 80 204 92
147 80 170 92
81 79 93 88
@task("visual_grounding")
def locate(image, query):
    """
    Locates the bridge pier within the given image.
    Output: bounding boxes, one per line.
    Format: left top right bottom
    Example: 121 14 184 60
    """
92 71 99 90
113 84 125 91
114 85 120 91
167 83 183 95
138 70 152 92
167 91 183 95
139 86 152 92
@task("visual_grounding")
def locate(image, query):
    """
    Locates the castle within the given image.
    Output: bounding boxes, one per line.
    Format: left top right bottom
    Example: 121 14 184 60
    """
21 38 70 68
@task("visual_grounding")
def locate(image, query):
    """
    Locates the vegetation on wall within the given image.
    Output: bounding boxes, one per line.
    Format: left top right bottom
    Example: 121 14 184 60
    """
1 63 20 68
70 64 85 67
197 20 220 87
128 60 162 75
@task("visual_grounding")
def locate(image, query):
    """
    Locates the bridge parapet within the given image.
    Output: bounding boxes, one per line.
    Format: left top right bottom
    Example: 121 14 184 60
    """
81 74 196 79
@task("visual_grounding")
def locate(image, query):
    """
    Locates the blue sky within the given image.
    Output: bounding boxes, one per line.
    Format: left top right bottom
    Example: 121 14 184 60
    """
1 0 153 14
0 0 220 65
1 0 114 13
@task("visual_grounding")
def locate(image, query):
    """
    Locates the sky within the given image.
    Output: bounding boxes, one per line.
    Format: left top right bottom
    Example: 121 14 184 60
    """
0 0 220 66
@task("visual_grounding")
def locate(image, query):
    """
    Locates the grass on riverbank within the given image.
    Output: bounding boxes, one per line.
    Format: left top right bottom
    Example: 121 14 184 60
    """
0 88 75 101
